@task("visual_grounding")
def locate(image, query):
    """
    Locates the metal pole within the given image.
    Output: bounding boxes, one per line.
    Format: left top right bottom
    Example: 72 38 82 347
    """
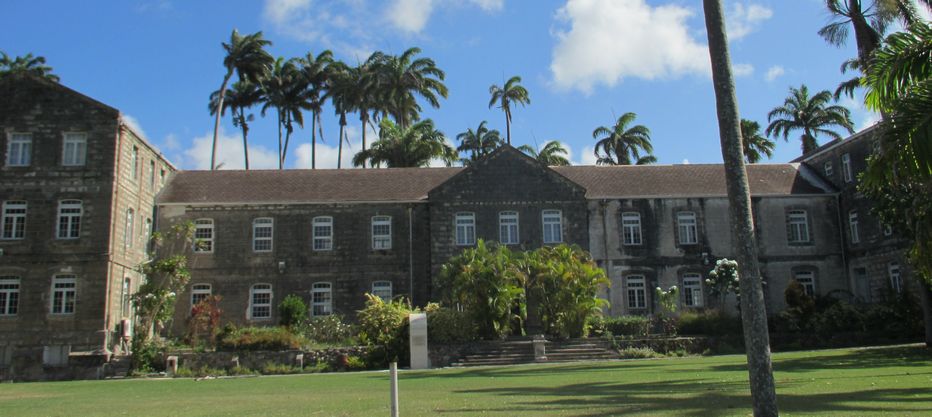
390 362 399 417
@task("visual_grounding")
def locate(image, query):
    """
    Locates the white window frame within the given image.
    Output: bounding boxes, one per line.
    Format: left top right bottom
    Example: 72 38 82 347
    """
542 209 563 244
51 275 77 315
823 161 833 177
0 277 20 316
1 201 27 240
311 282 332 316
143 218 152 245
252 217 274 252
372 281 393 301
888 262 902 293
455 212 476 246
190 284 212 313
56 200 82 240
372 216 392 250
62 133 87 166
622 212 642 246
249 284 272 320
121 278 132 318
124 208 135 248
793 271 816 296
787 210 810 244
677 211 698 245
149 159 156 189
841 153 852 183
883 224 893 237
848 210 860 244
194 218 214 253
683 273 703 307
626 275 646 310
312 216 333 251
6 133 32 167
499 211 519 245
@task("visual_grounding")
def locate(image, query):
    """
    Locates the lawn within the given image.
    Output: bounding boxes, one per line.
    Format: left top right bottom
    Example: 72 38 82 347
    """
1 345 930 416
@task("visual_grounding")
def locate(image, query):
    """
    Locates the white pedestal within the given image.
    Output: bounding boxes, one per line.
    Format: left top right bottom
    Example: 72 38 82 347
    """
409 313 429 370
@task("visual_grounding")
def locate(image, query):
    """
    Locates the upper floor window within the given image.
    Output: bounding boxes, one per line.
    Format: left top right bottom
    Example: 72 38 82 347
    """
622 212 642 245
786 210 810 244
372 216 392 250
6 133 32 166
499 211 519 245
455 212 476 246
683 273 703 307
848 210 860 244
823 161 833 177
62 133 87 166
312 216 333 251
121 278 132 318
131 146 139 181
57 200 82 240
124 209 135 248
249 284 272 320
542 210 563 244
149 160 156 189
190 284 212 313
194 219 214 253
311 282 332 316
841 153 852 183
143 218 152 245
793 271 816 296
626 275 646 310
160 168 166 185
888 262 902 293
253 218 273 252
51 275 77 314
372 281 393 301
0 277 20 316
677 211 698 245
1 201 27 240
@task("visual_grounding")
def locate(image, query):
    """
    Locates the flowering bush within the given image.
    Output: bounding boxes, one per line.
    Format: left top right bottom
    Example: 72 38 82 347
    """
654 286 679 336
707 258 741 309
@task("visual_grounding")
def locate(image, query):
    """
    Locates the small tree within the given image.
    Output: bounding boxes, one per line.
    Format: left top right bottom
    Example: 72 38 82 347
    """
654 286 679 336
356 294 417 367
187 295 223 348
278 294 308 328
525 244 609 338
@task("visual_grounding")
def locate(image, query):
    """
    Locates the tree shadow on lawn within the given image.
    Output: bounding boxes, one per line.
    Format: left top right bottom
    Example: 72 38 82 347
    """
707 345 932 374
396 361 671 380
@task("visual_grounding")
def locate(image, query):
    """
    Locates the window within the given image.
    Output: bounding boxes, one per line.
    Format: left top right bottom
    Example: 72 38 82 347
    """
622 212 642 245
883 224 893 237
160 168 166 185
253 218 273 252
823 161 833 177
6 133 31 166
455 212 476 246
0 277 20 316
131 146 139 181
312 216 333 251
888 262 902 293
372 281 392 301
499 211 519 245
51 275 77 314
149 160 156 189
794 271 815 296
190 284 212 312
683 273 703 307
143 218 152 245
677 212 698 245
626 275 646 309
787 210 810 243
43 345 70 366
56 200 82 239
848 211 860 244
121 278 131 318
841 153 852 183
311 282 332 316
372 216 392 250
1 201 27 240
124 209 135 248
542 210 563 244
62 133 87 166
194 219 214 253
249 284 272 319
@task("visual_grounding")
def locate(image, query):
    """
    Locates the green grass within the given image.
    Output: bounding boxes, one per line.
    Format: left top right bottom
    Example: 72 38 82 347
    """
1 345 930 416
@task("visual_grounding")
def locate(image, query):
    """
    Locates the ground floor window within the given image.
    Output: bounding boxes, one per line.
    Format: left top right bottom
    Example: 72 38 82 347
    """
249 284 272 320
0 276 19 316
372 281 392 301
51 275 76 314
888 262 902 293
312 282 332 316
626 275 646 310
42 345 70 366
793 271 816 296
682 273 703 307
191 284 212 314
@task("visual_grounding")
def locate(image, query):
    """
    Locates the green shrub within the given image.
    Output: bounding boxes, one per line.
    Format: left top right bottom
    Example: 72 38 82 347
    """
618 347 660 359
297 314 356 345
278 294 308 328
677 310 743 336
344 355 368 371
525 245 610 339
216 325 308 351
174 366 228 378
425 303 478 344
357 294 416 368
604 315 651 337
260 362 302 375
305 360 331 373
229 366 258 376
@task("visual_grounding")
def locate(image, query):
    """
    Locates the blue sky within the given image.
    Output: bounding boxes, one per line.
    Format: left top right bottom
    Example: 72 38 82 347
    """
5 0 916 170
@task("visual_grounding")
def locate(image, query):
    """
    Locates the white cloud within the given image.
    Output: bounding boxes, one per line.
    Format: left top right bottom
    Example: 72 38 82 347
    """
388 0 437 33
575 144 599 166
122 114 148 140
727 2 773 40
550 0 710 94
163 133 180 151
765 65 785 82
292 125 373 169
469 0 504 12
733 63 754 77
681 159 690 164
182 129 279 170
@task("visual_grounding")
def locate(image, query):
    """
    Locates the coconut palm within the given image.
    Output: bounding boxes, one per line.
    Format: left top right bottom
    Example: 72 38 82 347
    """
296 50 334 169
260 58 305 169
368 47 447 129
209 81 262 169
592 113 655 165
327 61 355 169
0 52 59 82
740 119 775 163
488 76 530 145
352 119 456 168
456 121 503 163
766 84 855 155
210 30 274 170
346 57 381 168
518 141 571 166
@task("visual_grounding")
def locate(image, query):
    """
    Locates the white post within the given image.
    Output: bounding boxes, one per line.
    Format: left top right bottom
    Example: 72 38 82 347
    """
408 313 429 370
389 362 399 417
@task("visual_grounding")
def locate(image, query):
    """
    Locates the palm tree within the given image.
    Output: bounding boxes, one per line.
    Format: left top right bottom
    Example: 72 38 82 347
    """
209 80 262 169
210 30 274 170
592 113 655 165
0 52 59 82
488 76 530 145
456 121 503 163
260 58 305 169
296 50 334 169
327 61 354 169
518 141 571 166
766 84 855 155
740 119 775 164
352 119 456 168
703 1 777 415
347 57 381 168
368 47 448 129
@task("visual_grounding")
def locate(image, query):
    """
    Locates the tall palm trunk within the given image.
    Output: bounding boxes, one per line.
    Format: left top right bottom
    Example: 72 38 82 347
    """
703 1 778 416
211 71 233 171
360 112 369 169
237 108 250 170
337 112 347 169
281 122 292 169
505 108 512 145
317 113 326 167
277 111 284 170
310 111 317 169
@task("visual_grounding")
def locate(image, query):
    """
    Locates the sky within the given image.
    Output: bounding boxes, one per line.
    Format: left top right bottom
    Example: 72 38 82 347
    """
5 0 923 170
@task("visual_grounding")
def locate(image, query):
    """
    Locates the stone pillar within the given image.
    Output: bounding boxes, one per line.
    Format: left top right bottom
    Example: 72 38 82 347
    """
409 313 429 369
532 335 547 362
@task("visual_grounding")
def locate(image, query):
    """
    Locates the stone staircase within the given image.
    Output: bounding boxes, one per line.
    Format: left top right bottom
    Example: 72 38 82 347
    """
103 355 133 378
450 338 619 367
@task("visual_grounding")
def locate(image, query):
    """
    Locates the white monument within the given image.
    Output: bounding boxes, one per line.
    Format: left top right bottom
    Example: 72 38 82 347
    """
408 313 429 369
